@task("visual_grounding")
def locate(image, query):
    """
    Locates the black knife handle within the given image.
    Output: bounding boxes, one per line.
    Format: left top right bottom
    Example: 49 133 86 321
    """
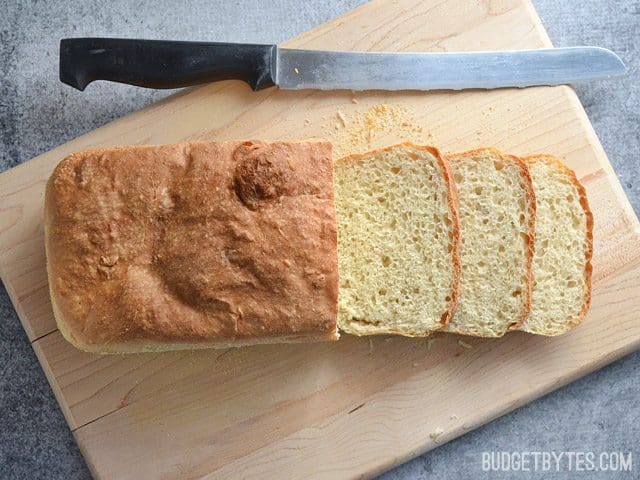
59 38 277 91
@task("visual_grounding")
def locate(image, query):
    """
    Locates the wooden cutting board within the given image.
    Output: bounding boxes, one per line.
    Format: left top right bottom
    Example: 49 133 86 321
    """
1 0 639 478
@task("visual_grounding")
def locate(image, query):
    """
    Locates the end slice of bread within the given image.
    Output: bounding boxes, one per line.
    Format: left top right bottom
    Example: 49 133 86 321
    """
445 148 536 337
335 143 460 336
519 155 593 336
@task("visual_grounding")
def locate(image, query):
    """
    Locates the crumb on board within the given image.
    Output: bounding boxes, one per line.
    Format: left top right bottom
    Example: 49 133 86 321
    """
351 97 358 104
320 103 425 157
412 362 419 368
368 338 374 354
458 339 472 349
337 111 347 127
294 67 299 74
426 337 436 350
430 427 444 440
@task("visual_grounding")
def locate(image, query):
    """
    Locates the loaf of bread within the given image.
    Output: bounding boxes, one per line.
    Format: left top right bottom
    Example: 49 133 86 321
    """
444 148 536 337
334 143 460 336
518 155 593 335
46 138 593 353
44 140 339 353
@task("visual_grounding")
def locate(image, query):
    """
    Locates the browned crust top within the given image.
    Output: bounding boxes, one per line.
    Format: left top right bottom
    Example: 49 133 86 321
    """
45 140 339 351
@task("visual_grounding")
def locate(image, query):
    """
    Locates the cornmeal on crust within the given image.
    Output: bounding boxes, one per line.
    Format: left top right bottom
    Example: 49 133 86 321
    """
518 155 593 336
445 148 536 337
334 142 460 336
44 140 339 353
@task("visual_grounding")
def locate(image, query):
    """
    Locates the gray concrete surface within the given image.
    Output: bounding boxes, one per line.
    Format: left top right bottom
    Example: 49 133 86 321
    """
0 1 638 479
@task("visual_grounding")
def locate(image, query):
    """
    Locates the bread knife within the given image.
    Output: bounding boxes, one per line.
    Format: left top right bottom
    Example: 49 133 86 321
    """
59 38 626 92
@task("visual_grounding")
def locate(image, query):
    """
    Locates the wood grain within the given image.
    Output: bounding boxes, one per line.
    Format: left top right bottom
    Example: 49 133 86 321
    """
1 0 639 478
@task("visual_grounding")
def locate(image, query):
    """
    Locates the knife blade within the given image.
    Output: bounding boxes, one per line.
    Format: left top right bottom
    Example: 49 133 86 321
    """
59 38 626 92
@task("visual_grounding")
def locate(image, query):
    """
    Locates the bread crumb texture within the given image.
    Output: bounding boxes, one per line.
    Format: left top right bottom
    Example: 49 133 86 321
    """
445 149 534 337
335 143 458 336
520 156 592 335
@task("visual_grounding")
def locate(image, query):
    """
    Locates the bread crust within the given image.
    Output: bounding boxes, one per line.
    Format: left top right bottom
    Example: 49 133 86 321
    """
336 142 461 335
522 154 593 333
445 147 537 337
507 152 536 330
422 144 461 327
45 140 339 353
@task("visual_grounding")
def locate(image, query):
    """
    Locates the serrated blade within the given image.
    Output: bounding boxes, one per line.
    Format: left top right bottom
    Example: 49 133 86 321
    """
275 46 626 91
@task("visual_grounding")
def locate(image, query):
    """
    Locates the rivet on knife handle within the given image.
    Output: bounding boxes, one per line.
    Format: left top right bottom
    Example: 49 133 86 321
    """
59 38 277 91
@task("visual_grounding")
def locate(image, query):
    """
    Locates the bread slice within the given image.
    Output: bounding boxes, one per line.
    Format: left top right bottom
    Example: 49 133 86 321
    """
519 155 593 335
334 142 460 336
445 148 536 337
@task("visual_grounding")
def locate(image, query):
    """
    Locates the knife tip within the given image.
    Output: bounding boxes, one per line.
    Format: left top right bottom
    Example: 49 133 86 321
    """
591 46 627 76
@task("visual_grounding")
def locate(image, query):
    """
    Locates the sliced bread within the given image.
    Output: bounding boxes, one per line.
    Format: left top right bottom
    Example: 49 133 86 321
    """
334 143 460 336
519 155 593 335
445 148 536 337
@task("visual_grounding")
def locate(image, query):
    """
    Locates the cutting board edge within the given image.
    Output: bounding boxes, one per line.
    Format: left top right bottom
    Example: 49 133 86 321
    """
368 341 640 480
32 331 80 430
101 323 640 480
0 0 556 192
0 87 198 190
522 0 553 48
0 261 40 341
0 0 383 190
72 428 102 480
562 87 640 230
